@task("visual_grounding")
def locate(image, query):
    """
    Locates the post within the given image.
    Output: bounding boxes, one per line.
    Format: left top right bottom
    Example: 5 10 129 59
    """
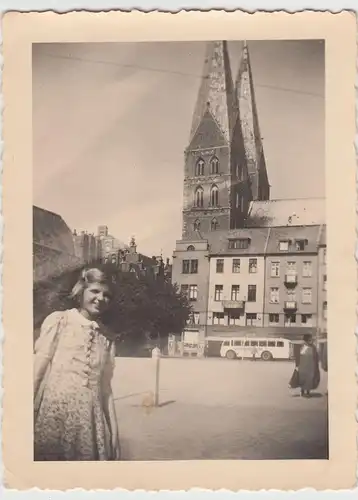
152 346 161 407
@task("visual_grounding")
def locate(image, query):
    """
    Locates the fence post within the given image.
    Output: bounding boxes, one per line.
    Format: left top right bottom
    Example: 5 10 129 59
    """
152 347 161 407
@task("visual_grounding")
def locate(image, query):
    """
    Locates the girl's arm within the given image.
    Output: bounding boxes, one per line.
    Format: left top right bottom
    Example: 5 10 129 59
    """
34 311 63 396
102 341 120 459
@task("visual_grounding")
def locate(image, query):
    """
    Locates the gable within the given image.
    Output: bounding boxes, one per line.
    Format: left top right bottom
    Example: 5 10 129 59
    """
189 110 228 150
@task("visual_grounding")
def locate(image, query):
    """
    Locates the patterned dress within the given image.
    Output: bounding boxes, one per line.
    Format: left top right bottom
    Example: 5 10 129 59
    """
34 308 116 461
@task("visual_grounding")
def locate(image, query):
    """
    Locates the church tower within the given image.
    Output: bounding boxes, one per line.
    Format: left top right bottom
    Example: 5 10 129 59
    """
235 42 270 202
182 41 269 240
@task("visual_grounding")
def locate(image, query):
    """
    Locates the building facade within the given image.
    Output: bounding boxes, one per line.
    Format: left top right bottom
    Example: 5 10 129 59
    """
206 228 269 333
317 226 327 339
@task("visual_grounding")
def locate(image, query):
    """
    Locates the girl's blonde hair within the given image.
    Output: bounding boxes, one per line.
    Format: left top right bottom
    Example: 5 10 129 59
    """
70 267 114 304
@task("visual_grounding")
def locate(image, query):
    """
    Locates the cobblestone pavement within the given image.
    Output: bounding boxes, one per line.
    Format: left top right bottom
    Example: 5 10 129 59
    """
112 357 328 461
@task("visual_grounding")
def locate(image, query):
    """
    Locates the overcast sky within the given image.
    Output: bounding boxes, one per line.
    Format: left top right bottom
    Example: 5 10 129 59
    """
33 40 325 258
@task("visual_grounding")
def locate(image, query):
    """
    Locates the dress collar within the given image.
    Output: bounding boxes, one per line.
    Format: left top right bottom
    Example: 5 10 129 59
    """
69 308 102 330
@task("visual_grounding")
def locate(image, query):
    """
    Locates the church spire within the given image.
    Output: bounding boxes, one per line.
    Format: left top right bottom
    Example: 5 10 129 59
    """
190 41 236 143
235 42 270 201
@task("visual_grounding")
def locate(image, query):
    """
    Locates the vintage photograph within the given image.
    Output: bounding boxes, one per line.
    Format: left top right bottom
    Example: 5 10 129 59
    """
32 38 329 462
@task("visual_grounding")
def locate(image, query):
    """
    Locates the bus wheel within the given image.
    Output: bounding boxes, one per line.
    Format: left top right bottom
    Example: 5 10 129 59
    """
261 351 273 361
226 350 236 360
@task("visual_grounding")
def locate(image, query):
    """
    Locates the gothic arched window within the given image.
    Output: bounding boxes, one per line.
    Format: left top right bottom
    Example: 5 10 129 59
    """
210 184 219 207
210 156 219 175
211 218 219 231
195 186 204 207
195 158 205 176
193 220 200 232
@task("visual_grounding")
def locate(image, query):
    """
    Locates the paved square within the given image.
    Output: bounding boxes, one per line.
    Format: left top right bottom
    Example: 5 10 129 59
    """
112 357 328 460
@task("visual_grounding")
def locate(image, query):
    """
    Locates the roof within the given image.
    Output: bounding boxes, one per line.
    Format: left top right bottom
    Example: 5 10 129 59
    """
247 198 326 227
265 225 322 254
190 41 236 143
207 227 270 255
33 206 75 255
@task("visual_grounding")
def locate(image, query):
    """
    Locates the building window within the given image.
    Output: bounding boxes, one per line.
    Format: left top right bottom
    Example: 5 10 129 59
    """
210 156 219 175
216 259 224 273
236 192 240 209
284 313 296 326
181 284 189 297
279 240 289 252
323 248 327 264
302 287 312 304
269 287 279 304
236 164 240 178
194 187 204 207
213 312 225 325
193 312 200 325
210 185 219 207
249 258 257 273
241 196 245 213
295 239 306 251
301 314 313 327
247 285 257 302
323 301 327 320
271 261 280 277
182 259 198 274
286 261 296 273
323 274 327 291
214 285 223 301
269 313 279 325
189 284 198 301
228 238 250 249
232 259 240 273
187 245 195 251
287 290 296 304
211 218 218 231
193 220 200 231
231 285 240 301
246 313 257 326
302 261 312 277
195 158 204 176
228 311 241 326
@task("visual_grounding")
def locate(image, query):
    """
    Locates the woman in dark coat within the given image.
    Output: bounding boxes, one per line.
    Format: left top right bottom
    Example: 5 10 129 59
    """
297 334 320 397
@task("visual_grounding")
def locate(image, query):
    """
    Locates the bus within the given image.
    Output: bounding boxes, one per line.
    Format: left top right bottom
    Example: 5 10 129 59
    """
220 337 292 361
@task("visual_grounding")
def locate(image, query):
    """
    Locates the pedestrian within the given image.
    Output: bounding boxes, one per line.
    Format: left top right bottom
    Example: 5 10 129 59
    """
251 344 258 361
297 333 320 398
33 267 121 461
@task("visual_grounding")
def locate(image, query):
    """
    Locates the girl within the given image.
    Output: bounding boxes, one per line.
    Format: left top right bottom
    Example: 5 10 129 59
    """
34 267 120 461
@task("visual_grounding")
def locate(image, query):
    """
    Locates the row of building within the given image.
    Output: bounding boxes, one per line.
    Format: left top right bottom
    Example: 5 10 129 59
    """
172 220 327 342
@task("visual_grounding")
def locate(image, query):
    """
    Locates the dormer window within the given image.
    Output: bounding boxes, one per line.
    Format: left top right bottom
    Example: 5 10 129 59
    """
228 238 250 250
195 158 205 176
295 239 307 251
279 240 289 252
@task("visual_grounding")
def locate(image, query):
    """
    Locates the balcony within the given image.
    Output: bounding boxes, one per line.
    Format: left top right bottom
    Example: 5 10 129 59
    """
222 300 245 310
284 301 297 311
284 273 298 287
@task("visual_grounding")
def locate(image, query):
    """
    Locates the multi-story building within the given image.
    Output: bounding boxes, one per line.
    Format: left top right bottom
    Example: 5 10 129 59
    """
263 225 322 336
317 225 327 339
171 239 211 342
206 228 269 334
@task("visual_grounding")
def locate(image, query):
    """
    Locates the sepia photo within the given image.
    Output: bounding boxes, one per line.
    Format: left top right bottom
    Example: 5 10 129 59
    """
2 10 356 491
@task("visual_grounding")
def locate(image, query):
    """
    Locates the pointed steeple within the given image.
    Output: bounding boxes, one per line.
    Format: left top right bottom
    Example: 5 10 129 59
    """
190 41 236 143
235 41 270 201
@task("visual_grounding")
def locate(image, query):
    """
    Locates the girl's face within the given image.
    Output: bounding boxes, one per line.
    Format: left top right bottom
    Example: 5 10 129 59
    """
81 282 112 319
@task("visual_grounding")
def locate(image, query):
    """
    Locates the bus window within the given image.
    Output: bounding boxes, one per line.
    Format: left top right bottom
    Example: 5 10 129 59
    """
250 341 258 346
259 340 267 347
268 341 276 347
244 341 250 347
234 340 242 346
223 341 230 346
277 341 284 347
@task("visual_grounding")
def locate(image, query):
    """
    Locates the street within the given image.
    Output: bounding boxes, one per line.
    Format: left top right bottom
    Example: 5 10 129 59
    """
112 357 328 461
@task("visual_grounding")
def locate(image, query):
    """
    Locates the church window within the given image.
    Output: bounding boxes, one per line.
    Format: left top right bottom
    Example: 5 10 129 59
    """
210 156 219 175
211 218 219 231
187 245 196 251
194 187 204 207
210 185 219 207
193 219 201 231
195 158 205 176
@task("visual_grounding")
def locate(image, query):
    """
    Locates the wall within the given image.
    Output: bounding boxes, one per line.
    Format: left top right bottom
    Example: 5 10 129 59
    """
207 255 265 327
317 245 327 337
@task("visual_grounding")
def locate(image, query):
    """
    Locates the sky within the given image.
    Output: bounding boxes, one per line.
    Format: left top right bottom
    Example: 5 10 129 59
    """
33 40 325 258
